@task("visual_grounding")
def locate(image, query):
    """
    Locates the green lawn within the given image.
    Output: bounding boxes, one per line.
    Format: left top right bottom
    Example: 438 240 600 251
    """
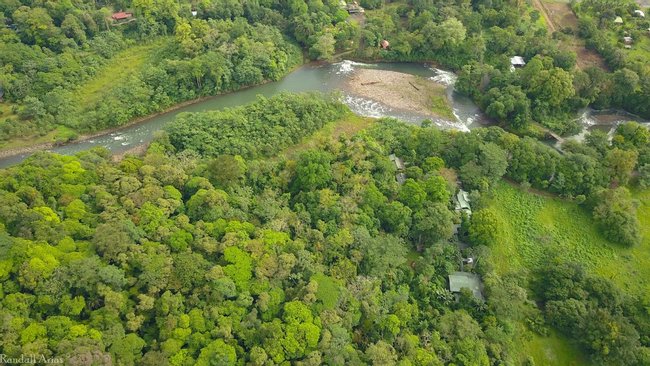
522 330 587 366
487 182 650 296
485 182 650 365
0 125 78 150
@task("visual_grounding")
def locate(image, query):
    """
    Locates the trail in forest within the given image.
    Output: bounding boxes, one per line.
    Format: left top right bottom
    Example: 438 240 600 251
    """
532 0 556 33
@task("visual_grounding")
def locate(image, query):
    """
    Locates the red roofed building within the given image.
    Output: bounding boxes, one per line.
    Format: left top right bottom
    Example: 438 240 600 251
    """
111 12 133 21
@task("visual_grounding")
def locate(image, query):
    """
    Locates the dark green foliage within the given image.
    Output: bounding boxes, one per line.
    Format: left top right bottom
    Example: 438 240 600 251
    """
1 110 501 365
592 187 641 247
166 93 346 159
468 208 500 247
536 261 647 366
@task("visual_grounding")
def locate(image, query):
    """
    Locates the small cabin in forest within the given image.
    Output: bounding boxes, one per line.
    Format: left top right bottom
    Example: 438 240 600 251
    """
380 40 390 49
389 154 406 184
111 12 134 22
510 56 526 67
448 271 484 301
614 16 624 24
345 2 365 14
624 36 634 45
509 56 525 72
634 10 645 18
454 189 471 216
389 154 405 171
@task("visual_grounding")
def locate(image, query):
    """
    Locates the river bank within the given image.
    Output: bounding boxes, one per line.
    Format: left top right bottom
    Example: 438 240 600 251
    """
0 62 307 160
0 62 490 168
345 68 455 120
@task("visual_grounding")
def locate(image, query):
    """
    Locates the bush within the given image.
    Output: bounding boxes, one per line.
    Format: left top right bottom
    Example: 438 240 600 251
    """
592 188 641 247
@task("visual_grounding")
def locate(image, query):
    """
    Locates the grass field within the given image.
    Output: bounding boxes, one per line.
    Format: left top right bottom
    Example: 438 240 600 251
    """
0 103 78 151
522 330 587 366
485 182 650 365
280 113 375 159
77 38 169 106
487 182 650 296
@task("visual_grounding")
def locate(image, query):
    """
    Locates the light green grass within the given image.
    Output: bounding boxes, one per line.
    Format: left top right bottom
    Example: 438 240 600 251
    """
429 91 455 121
0 125 78 150
488 182 650 296
77 38 169 105
280 113 375 159
523 330 587 366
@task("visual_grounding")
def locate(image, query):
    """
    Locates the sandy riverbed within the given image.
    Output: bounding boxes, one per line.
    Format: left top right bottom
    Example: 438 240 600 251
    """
345 68 454 120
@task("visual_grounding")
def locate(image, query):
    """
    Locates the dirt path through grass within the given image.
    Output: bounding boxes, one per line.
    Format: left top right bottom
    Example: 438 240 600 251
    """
534 0 607 70
533 0 556 33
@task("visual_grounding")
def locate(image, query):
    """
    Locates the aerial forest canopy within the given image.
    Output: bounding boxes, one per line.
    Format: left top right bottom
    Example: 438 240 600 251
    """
1 0 650 364
0 92 649 365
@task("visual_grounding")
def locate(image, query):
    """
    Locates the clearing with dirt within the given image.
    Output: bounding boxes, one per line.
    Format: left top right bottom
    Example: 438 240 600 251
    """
534 0 607 70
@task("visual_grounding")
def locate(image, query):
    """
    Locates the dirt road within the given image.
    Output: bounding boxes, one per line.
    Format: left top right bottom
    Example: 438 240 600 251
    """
532 0 556 33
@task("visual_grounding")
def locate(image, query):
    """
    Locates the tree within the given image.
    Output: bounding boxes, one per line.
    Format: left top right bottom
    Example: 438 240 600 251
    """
206 155 247 188
310 32 336 60
592 187 641 247
411 202 454 246
604 148 637 186
468 208 500 246
196 339 237 365
483 86 531 129
398 179 427 210
12 6 62 48
291 150 333 193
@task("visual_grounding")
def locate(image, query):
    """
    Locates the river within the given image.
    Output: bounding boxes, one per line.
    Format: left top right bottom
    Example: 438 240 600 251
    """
0 61 645 168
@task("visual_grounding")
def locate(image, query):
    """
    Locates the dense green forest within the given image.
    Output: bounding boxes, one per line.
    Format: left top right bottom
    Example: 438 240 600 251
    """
1 93 649 364
2 0 650 363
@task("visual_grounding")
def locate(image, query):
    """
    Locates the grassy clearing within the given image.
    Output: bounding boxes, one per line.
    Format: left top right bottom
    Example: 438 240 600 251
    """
280 113 375 159
625 35 650 73
522 330 587 366
0 126 78 151
539 0 607 69
488 181 650 297
428 85 455 121
77 38 169 106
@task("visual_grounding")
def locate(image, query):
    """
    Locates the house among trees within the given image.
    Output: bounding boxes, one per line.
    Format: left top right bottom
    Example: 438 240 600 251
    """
448 271 484 301
634 10 645 18
454 189 471 216
345 2 365 14
510 56 525 68
389 154 406 184
624 36 634 45
111 11 134 23
380 40 390 49
614 16 624 24
509 56 525 72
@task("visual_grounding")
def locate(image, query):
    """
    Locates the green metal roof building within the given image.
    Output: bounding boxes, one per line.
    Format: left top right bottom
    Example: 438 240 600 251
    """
448 271 484 301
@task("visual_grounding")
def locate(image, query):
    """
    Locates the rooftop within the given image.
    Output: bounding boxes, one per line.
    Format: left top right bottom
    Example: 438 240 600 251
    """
510 56 525 66
112 12 133 20
449 271 484 300
455 189 471 212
